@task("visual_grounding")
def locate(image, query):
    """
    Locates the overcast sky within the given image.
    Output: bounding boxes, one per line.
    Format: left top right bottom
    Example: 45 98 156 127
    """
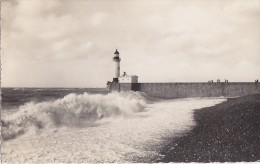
2 0 260 88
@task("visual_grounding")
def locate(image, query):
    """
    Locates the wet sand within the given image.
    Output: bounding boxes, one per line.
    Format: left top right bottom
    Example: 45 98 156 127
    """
160 94 260 162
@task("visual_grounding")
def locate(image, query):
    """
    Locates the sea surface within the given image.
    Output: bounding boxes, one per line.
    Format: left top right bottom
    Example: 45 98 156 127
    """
1 88 108 111
1 88 226 163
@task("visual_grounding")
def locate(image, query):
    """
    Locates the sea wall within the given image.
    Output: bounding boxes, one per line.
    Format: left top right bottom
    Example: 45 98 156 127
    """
113 82 260 99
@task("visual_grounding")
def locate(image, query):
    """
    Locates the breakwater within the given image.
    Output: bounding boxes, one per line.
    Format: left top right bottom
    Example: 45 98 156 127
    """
110 82 260 99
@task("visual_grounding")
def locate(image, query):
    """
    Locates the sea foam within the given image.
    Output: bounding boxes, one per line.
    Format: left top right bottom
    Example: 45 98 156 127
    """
2 91 147 140
2 95 227 163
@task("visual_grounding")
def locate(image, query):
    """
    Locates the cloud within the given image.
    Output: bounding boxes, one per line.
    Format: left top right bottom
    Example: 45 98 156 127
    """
2 0 260 87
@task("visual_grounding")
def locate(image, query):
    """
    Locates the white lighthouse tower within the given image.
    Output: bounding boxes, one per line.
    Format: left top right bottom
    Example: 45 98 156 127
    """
113 49 121 81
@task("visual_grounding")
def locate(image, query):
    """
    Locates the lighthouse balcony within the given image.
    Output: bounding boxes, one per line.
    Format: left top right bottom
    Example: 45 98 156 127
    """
113 56 121 61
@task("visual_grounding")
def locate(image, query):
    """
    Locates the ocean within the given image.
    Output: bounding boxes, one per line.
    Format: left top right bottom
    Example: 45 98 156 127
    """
1 88 226 163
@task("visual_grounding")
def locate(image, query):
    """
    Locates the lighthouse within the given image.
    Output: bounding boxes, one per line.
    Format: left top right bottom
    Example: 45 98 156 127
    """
107 49 138 91
113 49 121 81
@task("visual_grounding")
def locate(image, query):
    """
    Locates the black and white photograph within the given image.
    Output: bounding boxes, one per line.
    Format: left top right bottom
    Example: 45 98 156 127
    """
1 0 260 163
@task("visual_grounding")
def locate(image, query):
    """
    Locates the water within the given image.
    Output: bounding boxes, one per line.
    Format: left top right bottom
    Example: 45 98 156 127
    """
1 88 108 110
1 88 226 163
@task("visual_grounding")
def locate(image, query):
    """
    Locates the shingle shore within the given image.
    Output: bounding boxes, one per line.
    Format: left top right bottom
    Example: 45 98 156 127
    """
160 94 260 162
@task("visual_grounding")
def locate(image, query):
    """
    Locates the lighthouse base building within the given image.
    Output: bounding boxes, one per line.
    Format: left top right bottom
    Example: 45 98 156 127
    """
119 72 138 83
109 73 139 92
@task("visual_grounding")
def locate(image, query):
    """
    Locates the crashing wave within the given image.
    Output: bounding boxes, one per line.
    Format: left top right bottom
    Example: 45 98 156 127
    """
2 91 147 140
